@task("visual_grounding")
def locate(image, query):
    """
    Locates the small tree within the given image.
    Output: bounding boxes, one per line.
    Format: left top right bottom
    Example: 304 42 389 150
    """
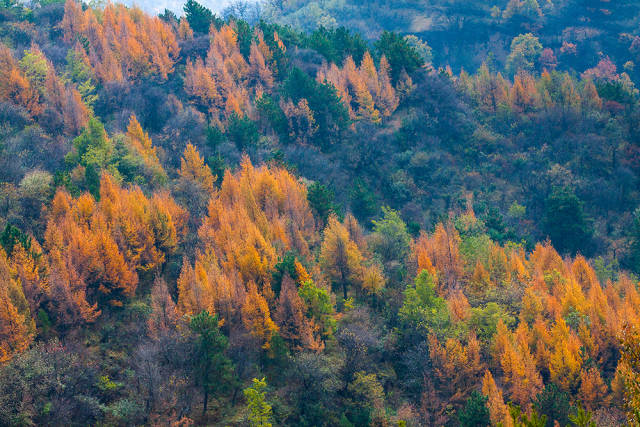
189 311 235 416
458 391 491 427
244 377 273 427
543 187 592 255
569 404 596 427
533 383 571 427
183 0 221 33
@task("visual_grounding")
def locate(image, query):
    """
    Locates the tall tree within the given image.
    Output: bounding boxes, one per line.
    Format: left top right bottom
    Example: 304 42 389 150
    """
189 311 235 416
319 215 364 300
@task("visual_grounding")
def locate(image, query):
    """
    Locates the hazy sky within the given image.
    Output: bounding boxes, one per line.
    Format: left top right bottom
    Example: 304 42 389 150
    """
119 0 238 15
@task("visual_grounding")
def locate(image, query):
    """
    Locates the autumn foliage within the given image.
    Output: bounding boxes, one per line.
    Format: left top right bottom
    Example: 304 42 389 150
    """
61 0 179 82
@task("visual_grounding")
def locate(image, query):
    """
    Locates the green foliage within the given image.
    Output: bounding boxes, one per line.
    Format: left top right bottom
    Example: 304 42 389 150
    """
345 371 385 425
569 404 596 427
403 35 433 64
158 8 177 23
0 223 30 256
66 117 112 169
399 270 450 336
244 377 273 427
509 403 548 427
271 252 297 296
207 153 227 186
205 125 226 150
370 207 411 263
183 0 222 33
484 207 515 243
189 311 235 415
374 31 424 82
626 207 640 274
307 182 336 225
256 94 288 140
305 26 368 65
234 19 253 58
349 178 377 221
282 67 349 148
18 48 48 95
298 280 336 338
458 391 490 427
65 48 97 109
543 187 592 255
226 113 259 150
506 33 542 75
533 383 571 427
468 302 515 343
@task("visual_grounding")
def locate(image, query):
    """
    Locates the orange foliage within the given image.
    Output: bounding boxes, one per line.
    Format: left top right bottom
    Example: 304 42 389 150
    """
429 334 484 405
242 280 277 349
0 44 42 116
317 52 397 122
179 143 215 195
0 249 34 363
44 174 185 320
274 275 322 351
482 370 512 427
62 1 179 82
185 24 273 124
126 115 166 184
411 223 463 293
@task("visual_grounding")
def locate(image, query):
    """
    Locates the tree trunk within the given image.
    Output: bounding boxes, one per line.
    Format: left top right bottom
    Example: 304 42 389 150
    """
202 389 209 417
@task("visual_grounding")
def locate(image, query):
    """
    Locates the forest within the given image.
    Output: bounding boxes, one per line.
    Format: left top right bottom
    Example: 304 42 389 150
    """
1 0 640 425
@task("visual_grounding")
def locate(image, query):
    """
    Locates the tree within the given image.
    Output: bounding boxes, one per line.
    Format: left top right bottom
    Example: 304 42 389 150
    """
509 404 547 427
241 281 278 349
543 187 592 255
184 0 219 33
347 371 386 425
369 207 411 264
577 367 609 410
147 276 178 338
399 270 449 336
482 370 511 427
625 207 640 274
503 0 542 22
298 280 335 340
0 340 102 426
244 377 273 427
620 323 640 424
274 275 320 351
533 383 571 427
226 112 259 150
374 31 424 83
0 43 42 116
0 249 33 363
506 33 542 75
281 67 349 148
319 215 364 301
458 391 491 427
307 182 335 225
176 143 215 218
569 404 596 427
126 115 166 186
189 311 235 416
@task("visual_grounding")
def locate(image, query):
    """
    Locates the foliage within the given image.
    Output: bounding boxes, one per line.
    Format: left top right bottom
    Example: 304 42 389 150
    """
458 391 490 427
543 187 592 255
189 311 235 415
244 377 273 427
374 31 424 82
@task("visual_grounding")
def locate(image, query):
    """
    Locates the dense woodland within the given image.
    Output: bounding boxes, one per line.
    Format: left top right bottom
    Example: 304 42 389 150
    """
1 0 640 425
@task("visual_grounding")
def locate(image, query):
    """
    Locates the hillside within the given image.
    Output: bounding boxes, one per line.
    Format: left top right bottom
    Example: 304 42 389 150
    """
0 0 640 426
